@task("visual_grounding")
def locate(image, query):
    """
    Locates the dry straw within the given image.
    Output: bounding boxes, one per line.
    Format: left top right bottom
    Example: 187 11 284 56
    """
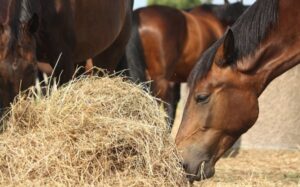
0 76 187 186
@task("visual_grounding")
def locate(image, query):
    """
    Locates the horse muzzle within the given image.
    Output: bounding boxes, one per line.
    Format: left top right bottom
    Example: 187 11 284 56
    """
183 159 215 183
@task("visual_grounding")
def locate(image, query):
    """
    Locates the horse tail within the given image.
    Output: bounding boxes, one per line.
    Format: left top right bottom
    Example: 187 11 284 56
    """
125 11 147 83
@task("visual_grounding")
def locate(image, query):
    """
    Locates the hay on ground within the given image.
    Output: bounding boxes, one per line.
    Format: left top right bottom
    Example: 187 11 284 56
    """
0 76 187 186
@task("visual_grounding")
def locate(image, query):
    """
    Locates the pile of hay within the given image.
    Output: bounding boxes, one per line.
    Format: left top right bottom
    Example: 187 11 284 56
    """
0 76 187 186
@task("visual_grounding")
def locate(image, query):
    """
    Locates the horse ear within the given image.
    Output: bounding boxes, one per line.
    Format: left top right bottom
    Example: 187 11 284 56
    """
224 0 230 5
215 28 235 67
28 13 39 34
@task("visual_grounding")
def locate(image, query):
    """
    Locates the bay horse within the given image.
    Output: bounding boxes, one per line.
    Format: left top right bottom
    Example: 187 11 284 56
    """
0 0 133 115
125 2 248 128
175 0 300 182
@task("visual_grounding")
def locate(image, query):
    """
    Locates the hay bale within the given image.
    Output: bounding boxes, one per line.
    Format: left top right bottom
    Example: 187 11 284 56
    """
0 77 187 186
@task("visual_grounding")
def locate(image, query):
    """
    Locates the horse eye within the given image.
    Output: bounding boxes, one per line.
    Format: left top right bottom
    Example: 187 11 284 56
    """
195 94 210 104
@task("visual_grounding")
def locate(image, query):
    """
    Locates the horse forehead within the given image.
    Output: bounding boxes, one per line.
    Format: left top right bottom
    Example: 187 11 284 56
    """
195 67 237 92
197 66 222 86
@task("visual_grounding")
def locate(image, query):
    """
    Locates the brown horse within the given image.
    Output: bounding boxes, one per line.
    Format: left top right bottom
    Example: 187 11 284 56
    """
125 2 248 128
176 0 300 182
0 0 133 115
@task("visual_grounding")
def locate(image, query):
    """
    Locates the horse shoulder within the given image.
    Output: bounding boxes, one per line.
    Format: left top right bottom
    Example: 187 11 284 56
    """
177 12 205 70
138 6 187 79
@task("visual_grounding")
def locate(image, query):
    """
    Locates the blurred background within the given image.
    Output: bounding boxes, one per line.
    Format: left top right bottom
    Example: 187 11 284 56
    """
134 0 255 9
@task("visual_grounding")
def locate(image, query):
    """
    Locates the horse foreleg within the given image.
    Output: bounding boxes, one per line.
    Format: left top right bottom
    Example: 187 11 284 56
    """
74 59 94 77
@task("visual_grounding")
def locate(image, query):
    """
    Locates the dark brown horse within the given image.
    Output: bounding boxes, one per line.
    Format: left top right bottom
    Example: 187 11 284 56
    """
0 0 133 115
125 2 248 128
176 0 300 182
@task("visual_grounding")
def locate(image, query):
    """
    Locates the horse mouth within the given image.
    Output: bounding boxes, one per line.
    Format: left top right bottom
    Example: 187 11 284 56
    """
199 161 208 180
187 161 215 183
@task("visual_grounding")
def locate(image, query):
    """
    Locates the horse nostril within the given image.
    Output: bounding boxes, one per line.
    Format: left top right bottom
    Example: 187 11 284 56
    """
180 161 188 170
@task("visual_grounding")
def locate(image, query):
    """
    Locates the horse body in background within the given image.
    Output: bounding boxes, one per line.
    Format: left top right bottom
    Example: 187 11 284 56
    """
125 2 248 127
0 0 133 114
176 0 300 182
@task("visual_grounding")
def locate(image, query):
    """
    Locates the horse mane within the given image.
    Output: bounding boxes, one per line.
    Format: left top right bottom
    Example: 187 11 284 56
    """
232 0 278 60
202 2 250 26
188 0 279 86
190 2 249 26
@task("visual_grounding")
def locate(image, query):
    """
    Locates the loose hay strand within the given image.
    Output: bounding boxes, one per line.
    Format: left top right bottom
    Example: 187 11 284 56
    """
0 76 187 186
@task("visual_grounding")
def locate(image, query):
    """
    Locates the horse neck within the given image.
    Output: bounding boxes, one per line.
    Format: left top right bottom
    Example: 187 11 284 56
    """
243 1 300 96
246 32 300 97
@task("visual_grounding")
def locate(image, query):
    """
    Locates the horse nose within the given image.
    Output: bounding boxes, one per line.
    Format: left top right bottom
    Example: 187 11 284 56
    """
180 161 198 183
179 161 188 171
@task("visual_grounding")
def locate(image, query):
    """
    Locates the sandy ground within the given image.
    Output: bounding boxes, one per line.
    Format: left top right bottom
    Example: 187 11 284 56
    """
194 150 300 187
